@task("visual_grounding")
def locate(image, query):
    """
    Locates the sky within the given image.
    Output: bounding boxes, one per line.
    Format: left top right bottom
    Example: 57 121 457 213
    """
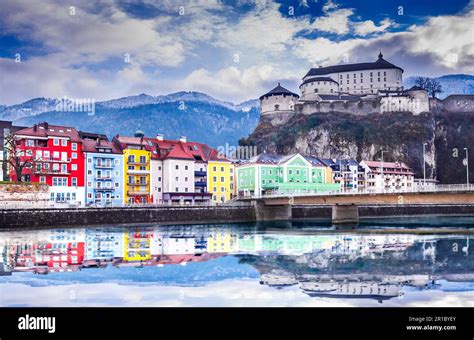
0 0 473 105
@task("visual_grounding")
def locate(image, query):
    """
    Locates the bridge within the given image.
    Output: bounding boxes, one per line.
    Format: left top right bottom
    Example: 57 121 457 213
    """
237 184 474 223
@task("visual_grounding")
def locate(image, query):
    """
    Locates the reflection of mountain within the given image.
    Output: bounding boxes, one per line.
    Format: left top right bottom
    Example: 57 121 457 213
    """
0 223 473 303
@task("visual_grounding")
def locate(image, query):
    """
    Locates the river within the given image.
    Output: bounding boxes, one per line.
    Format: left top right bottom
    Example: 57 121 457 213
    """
1 216 474 307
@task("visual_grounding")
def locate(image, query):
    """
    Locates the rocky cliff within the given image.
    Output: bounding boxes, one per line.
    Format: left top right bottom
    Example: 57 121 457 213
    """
240 96 474 183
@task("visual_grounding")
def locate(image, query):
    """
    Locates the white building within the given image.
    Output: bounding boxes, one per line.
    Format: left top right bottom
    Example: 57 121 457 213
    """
360 160 414 191
303 52 403 95
259 83 299 116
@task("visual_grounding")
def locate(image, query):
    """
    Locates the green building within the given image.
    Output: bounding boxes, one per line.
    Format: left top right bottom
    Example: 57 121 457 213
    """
236 153 340 197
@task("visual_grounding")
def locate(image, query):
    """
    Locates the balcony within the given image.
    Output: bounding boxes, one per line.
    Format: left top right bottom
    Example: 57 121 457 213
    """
128 160 148 165
194 170 206 177
127 182 148 186
34 169 70 175
127 169 148 175
95 187 114 192
95 176 113 181
195 181 207 187
38 157 71 163
95 163 114 169
127 190 148 196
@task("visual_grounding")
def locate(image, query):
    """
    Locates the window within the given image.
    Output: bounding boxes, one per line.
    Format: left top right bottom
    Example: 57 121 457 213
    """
44 163 50 170
175 164 179 170
213 176 217 182
39 176 46 183
221 187 225 192
115 182 119 187
185 188 188 192
128 155 135 163
61 164 67 173
221 177 224 182
220 167 224 172
185 165 188 170
175 176 179 181
87 182 92 187
175 187 179 192
139 156 146 163
72 178 77 186
72 164 77 171
185 177 188 182
61 139 67 146
72 152 77 159
53 138 59 146
213 166 217 171
72 143 77 150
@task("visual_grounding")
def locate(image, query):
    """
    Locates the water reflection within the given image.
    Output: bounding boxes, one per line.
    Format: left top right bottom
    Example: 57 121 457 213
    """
1 219 474 306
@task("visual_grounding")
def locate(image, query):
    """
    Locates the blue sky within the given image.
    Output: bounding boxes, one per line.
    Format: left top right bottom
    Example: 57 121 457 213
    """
0 0 473 105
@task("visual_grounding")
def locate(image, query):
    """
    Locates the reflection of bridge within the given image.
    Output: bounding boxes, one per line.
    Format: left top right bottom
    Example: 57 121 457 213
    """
238 185 474 223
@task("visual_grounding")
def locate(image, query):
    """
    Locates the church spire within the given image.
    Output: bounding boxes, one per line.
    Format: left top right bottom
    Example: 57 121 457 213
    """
378 50 383 59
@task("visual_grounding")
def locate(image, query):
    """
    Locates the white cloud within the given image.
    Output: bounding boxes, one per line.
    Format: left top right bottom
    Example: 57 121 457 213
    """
311 8 354 35
174 65 301 103
353 18 393 36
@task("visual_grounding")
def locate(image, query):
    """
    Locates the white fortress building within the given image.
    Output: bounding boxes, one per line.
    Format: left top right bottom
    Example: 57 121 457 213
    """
260 52 430 118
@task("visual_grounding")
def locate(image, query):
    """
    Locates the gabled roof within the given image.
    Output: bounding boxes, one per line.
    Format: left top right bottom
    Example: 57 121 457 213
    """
15 122 82 142
163 143 195 160
243 153 326 167
259 83 300 100
82 138 121 154
362 160 411 170
304 53 403 79
319 158 360 167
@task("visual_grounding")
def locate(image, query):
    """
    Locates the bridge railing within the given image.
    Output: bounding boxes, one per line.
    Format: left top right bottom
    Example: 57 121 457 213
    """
240 183 474 199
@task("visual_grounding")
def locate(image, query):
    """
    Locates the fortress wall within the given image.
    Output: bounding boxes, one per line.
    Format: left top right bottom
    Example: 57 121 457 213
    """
295 100 380 115
441 95 474 113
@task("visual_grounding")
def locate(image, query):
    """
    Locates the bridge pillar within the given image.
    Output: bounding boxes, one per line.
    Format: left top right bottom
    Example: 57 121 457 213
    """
254 201 292 221
332 203 359 225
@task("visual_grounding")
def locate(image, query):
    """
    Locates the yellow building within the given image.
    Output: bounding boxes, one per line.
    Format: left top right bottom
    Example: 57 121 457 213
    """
206 230 237 253
123 227 152 261
207 150 234 205
113 133 151 204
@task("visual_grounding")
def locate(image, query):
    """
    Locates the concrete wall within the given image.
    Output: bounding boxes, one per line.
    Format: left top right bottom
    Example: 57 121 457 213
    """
292 204 474 220
0 206 256 229
295 100 381 116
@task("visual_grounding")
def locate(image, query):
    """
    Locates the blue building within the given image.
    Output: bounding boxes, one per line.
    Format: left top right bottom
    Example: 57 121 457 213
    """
80 132 124 206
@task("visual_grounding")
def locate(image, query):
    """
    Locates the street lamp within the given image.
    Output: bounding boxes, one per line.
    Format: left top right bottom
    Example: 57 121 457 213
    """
423 142 428 185
381 150 387 191
464 147 469 185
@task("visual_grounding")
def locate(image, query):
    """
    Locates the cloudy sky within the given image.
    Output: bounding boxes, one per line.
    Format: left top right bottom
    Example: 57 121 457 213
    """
0 0 473 105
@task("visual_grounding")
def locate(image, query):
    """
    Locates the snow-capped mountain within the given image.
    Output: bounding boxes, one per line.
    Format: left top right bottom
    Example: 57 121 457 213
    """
2 92 260 147
404 74 474 99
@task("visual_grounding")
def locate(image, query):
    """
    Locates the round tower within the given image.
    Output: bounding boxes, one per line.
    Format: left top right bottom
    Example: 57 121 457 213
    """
259 83 299 116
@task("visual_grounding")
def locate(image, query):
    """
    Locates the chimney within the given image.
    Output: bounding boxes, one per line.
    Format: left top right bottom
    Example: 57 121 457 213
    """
33 124 37 132
156 134 164 141
179 135 187 143
43 122 49 129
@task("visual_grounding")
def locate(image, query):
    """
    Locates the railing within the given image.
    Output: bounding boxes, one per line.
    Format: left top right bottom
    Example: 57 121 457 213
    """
240 184 474 199
37 158 71 163
95 163 114 169
95 176 112 181
94 186 114 191
127 169 148 174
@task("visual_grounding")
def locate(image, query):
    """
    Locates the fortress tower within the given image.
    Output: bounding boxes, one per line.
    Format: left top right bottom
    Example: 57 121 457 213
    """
259 83 299 116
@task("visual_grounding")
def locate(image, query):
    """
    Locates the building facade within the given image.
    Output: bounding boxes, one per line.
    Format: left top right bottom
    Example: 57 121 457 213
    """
320 158 366 191
237 153 340 197
207 149 234 204
360 160 414 191
11 122 85 206
113 133 151 204
81 132 124 207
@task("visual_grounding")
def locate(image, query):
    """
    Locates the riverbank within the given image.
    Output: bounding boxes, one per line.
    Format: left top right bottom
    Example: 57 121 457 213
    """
1 203 474 229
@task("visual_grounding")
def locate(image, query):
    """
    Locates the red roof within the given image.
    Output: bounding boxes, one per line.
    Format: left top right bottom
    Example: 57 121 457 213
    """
15 122 82 142
363 160 412 170
82 138 122 154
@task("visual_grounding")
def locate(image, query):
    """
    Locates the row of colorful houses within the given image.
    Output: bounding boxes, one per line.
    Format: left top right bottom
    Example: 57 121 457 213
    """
10 122 235 206
7 121 417 206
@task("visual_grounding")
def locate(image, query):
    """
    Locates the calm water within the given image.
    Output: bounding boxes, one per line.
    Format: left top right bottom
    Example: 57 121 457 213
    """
1 217 474 307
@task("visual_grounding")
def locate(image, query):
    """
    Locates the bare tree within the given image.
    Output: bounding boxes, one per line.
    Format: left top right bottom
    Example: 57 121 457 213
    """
414 77 443 98
4 134 40 182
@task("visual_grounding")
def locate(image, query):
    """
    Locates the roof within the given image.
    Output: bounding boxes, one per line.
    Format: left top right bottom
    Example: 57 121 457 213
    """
243 153 325 167
319 158 360 167
300 77 339 87
259 83 299 100
14 122 82 142
304 53 403 79
362 160 412 170
114 135 147 148
82 138 122 154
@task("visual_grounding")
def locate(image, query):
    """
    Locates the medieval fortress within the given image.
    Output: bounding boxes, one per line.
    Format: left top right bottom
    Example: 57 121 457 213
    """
259 52 473 124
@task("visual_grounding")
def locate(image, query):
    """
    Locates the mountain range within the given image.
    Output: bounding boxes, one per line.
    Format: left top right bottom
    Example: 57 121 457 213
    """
0 92 260 147
0 74 472 147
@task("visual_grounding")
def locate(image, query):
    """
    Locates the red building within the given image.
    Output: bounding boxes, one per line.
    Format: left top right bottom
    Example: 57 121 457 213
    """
11 122 86 205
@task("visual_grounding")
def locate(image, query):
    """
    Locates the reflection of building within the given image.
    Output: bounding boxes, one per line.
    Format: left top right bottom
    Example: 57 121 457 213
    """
123 227 155 261
85 228 124 260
